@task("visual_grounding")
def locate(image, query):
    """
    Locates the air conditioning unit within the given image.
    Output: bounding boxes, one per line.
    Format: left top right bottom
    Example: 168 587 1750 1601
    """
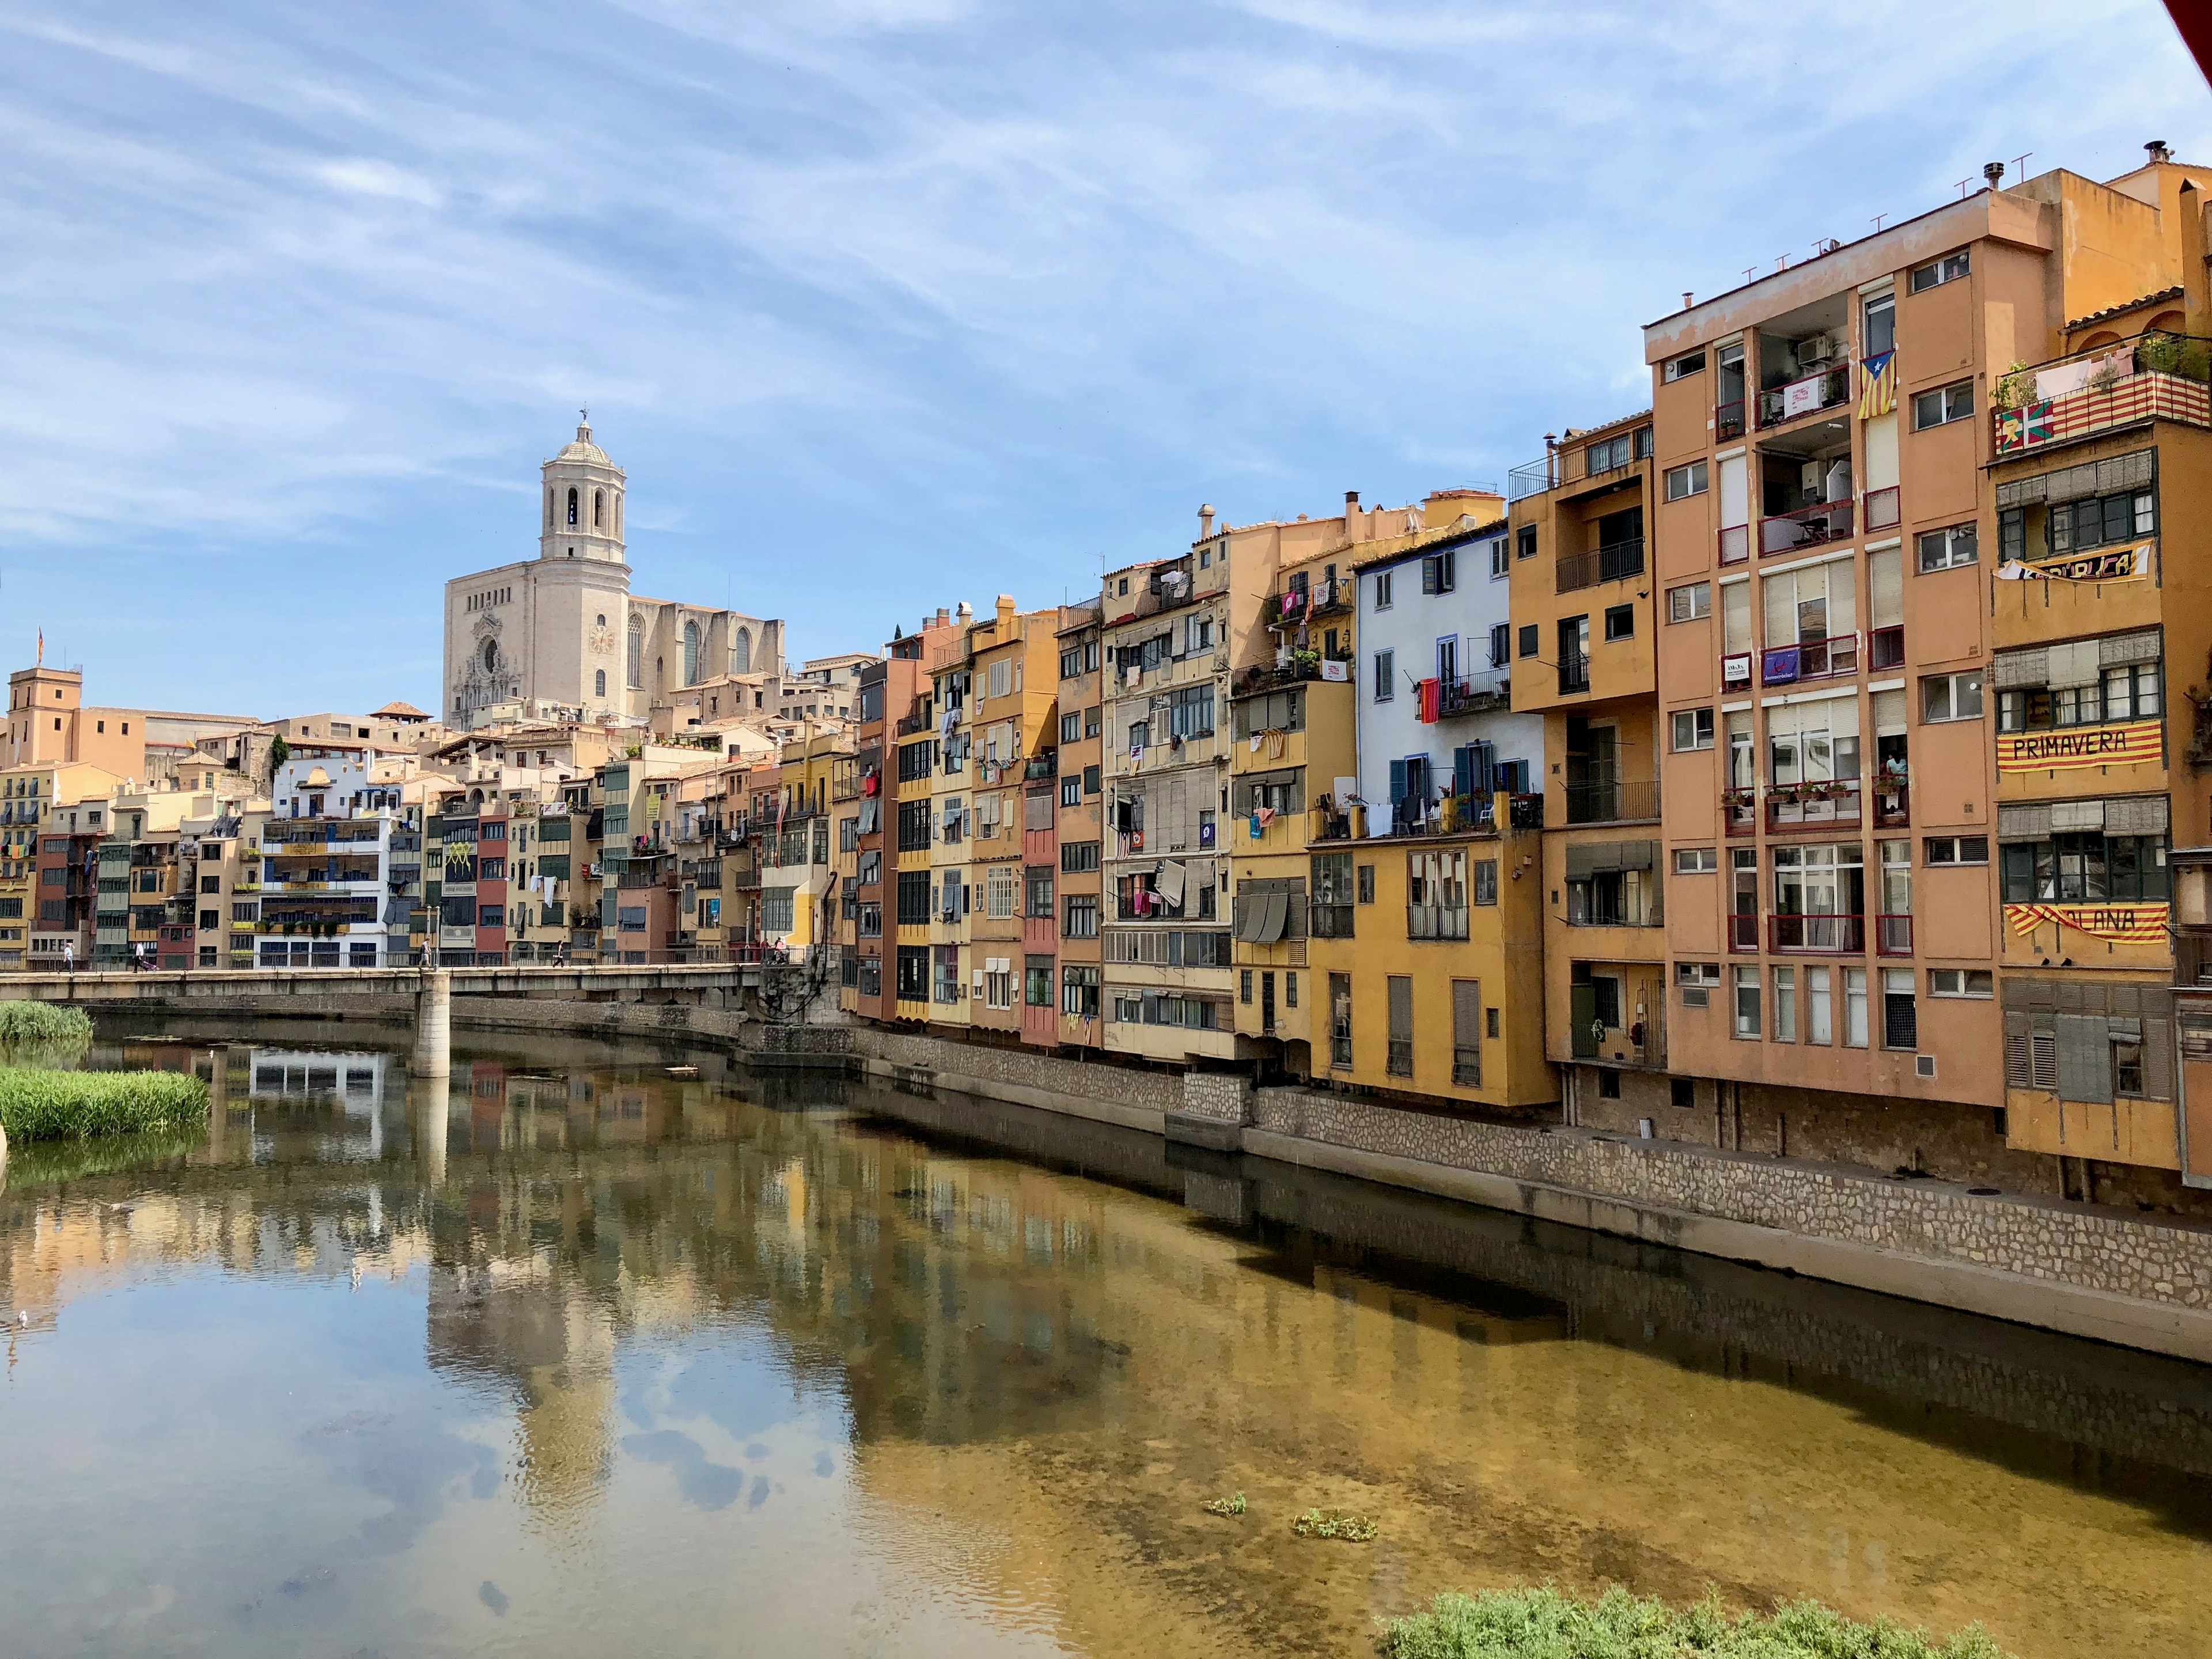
1915 1054 1937 1080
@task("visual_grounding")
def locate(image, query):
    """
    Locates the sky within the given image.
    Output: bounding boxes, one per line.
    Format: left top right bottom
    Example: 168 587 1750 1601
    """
0 0 2206 718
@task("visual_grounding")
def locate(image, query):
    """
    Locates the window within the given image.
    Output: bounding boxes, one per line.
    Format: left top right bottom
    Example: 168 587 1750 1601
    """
1805 965 1833 1045
1025 957 1054 1006
1084 764 1100 796
1435 636 1458 683
1061 712 1081 744
1061 964 1100 1018
1604 605 1634 642
896 870 931 926
1373 650 1395 702
1387 976 1414 1075
986 864 1018 919
1677 961 1720 1008
1184 613 1213 654
1998 662 2162 734
1882 969 1916 1050
1664 460 1708 501
1913 380 1973 429
983 961 1014 1009
1922 835 1988 867
934 946 961 1003
1674 847 1718 874
1451 979 1482 1086
1516 525 1537 560
1406 848 1468 939
1908 249 1969 292
1166 684 1215 738
1062 777 1082 808
1357 863 1375 904
1665 349 1706 382
1733 966 1761 1038
1473 859 1498 906
1421 549 1456 593
1921 672 1983 722
1026 866 1054 918
1063 895 1099 938
1490 539 1510 578
1862 290 1896 355
1559 616 1590 691
1917 522 1978 572
1489 623 1510 668
2000 832 2168 903
1517 623 1539 659
1672 709 1714 752
1566 842 1661 927
1668 582 1710 623
1929 968 1993 998
478 904 505 928
1373 571 1393 610
1772 966 1797 1043
1060 841 1099 873
2034 487 2157 555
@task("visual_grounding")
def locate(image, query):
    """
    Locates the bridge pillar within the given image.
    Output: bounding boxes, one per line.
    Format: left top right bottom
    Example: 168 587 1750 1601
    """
412 969 452 1078
408 1074 449 1188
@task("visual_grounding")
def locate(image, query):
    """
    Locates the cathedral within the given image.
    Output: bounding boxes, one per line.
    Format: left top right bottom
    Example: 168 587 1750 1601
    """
442 418 786 730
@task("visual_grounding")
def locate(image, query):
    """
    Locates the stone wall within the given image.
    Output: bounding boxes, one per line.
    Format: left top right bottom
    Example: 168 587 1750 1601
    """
1250 1087 2212 1315
845 1027 1183 1120
1179 1073 1252 1124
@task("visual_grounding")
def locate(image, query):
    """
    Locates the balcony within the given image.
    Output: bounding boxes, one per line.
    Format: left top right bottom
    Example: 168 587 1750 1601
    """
1507 456 1554 503
1555 538 1645 594
1729 912 1759 953
1760 496 1855 556
1721 653 1753 694
1269 578 1350 625
1864 485 1900 532
1757 363 1850 429
1876 914 1914 956
1435 671 1512 718
1722 789 1758 837
1769 913 1865 953
1991 334 2212 458
1716 399 1745 442
1563 779 1660 825
1871 771 1910 827
1760 633 1857 687
1717 525 1751 567
1765 779 1861 834
1232 656 1348 696
1558 654 1590 696
1869 625 1904 672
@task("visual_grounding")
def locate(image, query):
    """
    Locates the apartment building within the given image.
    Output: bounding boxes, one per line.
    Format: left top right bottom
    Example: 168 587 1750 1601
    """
1504 411 1667 1120
963 599 1058 1040
4 662 254 779
1046 604 1105 1049
1638 147 2211 1187
926 615 976 1028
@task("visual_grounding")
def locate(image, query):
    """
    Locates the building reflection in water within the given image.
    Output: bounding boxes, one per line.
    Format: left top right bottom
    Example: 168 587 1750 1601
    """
4 1027 2212 1659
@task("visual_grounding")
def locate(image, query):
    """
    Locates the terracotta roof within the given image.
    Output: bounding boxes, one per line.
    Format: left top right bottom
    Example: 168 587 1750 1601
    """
372 700 430 719
2064 286 2184 334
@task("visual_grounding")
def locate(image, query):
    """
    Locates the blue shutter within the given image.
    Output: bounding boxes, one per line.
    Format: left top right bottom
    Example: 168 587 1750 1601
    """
1453 745 1476 801
1388 760 1407 804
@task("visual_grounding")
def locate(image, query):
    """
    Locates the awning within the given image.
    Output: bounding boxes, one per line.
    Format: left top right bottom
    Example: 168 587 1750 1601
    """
1156 859 1186 907
1254 891 1288 944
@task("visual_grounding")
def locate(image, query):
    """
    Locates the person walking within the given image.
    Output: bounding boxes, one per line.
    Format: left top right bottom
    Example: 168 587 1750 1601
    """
61 940 75 974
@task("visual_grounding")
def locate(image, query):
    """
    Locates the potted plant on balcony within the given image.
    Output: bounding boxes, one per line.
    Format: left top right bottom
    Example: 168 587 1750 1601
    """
1293 649 1320 677
1994 362 2039 409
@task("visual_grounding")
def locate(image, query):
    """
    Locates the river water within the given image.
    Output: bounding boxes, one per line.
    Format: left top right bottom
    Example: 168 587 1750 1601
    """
3 1021 2211 1658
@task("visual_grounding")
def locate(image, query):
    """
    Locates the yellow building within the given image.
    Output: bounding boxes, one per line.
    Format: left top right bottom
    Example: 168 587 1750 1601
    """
964 598 1060 1039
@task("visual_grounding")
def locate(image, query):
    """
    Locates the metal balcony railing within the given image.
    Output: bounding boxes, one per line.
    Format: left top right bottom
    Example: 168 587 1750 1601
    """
1761 496 1855 556
1437 672 1512 717
1766 778 1861 833
1760 633 1858 686
1769 913 1865 953
1563 779 1660 824
1864 485 1901 531
1757 364 1850 428
1555 539 1645 594
1558 653 1590 696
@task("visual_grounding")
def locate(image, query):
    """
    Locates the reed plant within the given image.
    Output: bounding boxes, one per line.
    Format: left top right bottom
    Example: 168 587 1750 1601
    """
0 1002 93 1044
1380 1588 2014 1659
0 1068 208 1141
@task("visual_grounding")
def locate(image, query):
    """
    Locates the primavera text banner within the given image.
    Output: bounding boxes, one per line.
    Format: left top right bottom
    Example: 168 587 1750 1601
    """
1997 718 2162 772
2005 902 2169 943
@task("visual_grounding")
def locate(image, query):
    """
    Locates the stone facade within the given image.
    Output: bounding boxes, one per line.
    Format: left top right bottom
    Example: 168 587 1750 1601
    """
1251 1087 2212 1313
1180 1072 1253 1124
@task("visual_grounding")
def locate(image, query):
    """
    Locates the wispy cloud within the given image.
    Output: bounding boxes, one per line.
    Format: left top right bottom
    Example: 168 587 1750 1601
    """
0 0 2200 713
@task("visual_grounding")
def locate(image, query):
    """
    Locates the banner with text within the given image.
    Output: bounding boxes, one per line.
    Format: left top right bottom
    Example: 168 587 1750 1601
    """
2005 901 2169 943
1995 540 2152 584
1996 718 2163 773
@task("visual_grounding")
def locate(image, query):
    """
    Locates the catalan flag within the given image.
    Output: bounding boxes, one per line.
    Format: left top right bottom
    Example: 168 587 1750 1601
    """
1995 716 2162 773
2005 902 2169 944
1858 350 1896 418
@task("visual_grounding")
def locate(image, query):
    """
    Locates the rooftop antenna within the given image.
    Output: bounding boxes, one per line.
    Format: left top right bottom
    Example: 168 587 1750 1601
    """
1871 212 1888 232
1956 176 1976 199
2013 151 2033 177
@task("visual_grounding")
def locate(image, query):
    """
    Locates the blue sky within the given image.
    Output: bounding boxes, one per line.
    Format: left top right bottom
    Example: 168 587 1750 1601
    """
1 0 2205 717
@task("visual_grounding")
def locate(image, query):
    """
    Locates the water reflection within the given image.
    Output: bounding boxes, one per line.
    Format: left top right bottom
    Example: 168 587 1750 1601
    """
1 1022 2210 1658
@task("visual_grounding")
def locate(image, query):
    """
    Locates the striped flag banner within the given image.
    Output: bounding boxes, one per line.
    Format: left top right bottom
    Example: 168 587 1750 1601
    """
1858 351 1896 418
2005 902 2169 943
1995 717 2162 773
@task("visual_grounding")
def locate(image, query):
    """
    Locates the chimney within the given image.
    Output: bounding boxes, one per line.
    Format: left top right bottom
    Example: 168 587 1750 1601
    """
934 607 948 628
1198 503 1215 539
1984 161 2005 191
1681 291 1694 309
2149 139 2174 165
995 593 1016 628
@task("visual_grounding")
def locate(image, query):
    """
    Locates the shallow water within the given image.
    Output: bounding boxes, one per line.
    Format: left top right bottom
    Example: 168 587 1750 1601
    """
3 1020 2211 1657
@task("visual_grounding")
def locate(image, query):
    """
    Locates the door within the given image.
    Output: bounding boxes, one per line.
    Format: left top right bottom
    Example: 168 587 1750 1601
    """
1261 971 1277 1036
1571 981 1600 1059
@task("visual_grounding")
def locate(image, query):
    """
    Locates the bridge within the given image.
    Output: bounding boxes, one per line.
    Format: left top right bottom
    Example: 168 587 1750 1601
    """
3 963 764 1010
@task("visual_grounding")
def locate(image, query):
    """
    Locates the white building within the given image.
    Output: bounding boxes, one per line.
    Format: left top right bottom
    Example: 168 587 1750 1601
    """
442 418 787 730
257 756 414 969
1354 521 1542 832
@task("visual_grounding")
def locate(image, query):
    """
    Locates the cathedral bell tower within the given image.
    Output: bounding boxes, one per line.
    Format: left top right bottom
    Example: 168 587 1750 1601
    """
541 412 627 565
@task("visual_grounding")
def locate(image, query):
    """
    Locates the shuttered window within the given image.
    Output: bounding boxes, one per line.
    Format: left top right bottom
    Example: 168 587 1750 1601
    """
1387 976 1414 1077
1451 979 1482 1086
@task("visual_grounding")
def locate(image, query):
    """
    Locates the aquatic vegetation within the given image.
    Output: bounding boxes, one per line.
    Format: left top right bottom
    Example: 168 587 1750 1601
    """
2 1127 203 1186
1379 1586 2015 1659
0 1003 93 1044
1291 1508 1376 1541
0 1068 209 1141
1200 1493 1247 1517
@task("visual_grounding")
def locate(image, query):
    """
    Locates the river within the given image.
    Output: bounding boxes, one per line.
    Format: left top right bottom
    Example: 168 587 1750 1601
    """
2 1018 2210 1658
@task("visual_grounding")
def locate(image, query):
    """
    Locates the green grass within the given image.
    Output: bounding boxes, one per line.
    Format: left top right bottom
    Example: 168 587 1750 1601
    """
0 1068 209 1141
1380 1588 2014 1659
0 1002 93 1043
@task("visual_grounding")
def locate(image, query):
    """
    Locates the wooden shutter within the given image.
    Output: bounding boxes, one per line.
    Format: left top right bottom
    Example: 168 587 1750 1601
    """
2142 1015 2176 1101
1388 975 1414 1042
2003 1010 2032 1089
2056 1013 2113 1104
1452 979 1482 1086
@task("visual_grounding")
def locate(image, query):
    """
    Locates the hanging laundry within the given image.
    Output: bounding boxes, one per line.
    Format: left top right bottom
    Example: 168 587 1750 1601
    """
1256 806 1277 829
1249 812 1263 839
1157 860 1186 907
1265 728 1285 760
1250 733 1264 753
1416 677 1442 723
